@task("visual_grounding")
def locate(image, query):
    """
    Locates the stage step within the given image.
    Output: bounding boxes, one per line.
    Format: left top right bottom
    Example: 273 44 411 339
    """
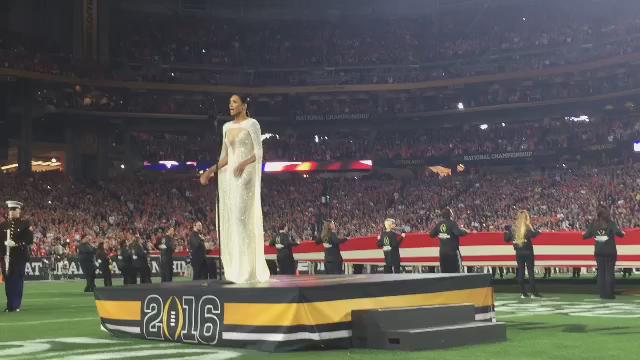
383 321 507 350
352 304 475 330
352 304 476 347
352 304 505 350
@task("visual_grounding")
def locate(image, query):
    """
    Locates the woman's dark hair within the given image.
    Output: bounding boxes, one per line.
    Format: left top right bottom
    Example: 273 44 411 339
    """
98 242 105 250
278 223 287 232
440 207 453 220
119 239 127 248
596 205 611 224
232 94 251 117
234 94 251 104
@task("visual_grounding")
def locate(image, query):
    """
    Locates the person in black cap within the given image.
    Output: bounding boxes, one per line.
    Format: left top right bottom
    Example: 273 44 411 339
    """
131 236 151 284
583 206 625 300
95 241 112 287
376 218 406 274
158 227 176 282
116 239 134 285
269 224 299 275
77 236 97 292
504 210 542 298
0 201 34 312
190 221 208 280
430 207 468 273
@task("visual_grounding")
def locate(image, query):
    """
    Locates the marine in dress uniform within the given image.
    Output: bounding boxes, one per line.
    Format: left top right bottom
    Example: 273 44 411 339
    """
0 201 34 312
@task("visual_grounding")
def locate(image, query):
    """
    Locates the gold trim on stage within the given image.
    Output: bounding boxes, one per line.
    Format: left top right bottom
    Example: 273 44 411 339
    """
96 300 142 320
224 287 494 326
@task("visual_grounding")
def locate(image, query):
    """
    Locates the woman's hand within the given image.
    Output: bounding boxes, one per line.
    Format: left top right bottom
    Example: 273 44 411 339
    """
199 166 217 186
234 162 247 177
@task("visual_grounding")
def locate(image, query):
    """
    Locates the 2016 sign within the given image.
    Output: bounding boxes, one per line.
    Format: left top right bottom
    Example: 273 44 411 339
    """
143 295 222 345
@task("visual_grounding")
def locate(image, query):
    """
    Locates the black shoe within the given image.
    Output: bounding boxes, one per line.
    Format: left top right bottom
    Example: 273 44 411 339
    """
531 293 543 299
521 292 530 299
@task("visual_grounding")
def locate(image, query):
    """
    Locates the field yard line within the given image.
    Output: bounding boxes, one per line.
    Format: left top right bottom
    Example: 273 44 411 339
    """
33 344 176 359
22 298 94 302
62 348 223 360
0 317 97 326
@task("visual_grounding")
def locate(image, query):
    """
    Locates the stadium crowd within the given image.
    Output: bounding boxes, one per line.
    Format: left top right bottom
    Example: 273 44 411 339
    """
1 161 638 258
130 114 640 162
2 2 640 87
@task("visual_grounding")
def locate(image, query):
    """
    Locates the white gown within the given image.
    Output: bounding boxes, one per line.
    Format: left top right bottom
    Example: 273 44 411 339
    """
218 118 270 283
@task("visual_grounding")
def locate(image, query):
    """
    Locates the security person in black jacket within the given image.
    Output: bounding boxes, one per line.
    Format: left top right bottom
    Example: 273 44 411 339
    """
158 227 176 282
0 201 34 312
377 218 405 274
504 210 542 298
116 239 134 285
95 242 112 287
190 221 208 280
77 237 97 292
315 220 349 275
131 236 151 284
269 224 299 275
429 208 468 273
583 206 625 300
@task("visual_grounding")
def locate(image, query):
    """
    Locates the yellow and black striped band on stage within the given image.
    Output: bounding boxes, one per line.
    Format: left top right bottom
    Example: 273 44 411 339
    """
96 286 494 327
94 274 496 348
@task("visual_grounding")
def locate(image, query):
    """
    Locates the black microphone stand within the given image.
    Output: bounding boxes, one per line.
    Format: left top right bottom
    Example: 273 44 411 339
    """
209 99 224 280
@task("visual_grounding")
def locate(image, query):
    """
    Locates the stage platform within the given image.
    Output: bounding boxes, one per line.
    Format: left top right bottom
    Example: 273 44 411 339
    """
94 274 496 352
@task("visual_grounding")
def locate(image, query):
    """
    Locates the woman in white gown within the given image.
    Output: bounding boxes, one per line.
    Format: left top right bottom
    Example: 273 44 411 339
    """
200 95 270 283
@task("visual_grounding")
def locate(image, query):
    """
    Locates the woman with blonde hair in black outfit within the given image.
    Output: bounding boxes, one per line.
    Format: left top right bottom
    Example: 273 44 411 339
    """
504 210 542 298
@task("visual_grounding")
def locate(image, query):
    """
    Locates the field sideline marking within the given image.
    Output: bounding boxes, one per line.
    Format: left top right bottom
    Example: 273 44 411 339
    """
0 317 97 326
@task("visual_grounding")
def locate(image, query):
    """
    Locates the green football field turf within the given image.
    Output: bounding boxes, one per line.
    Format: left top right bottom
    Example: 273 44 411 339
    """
1 278 639 359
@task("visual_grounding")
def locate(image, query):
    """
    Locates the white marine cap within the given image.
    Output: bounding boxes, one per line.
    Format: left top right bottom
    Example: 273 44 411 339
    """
6 201 23 209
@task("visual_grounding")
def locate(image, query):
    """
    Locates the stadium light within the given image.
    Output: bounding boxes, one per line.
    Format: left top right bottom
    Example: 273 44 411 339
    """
262 133 278 141
457 102 465 110
120 164 125 169
480 124 489 130
159 161 179 169
565 115 590 122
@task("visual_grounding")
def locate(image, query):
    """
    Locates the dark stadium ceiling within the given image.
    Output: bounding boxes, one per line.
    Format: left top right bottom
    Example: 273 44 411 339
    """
114 0 625 20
